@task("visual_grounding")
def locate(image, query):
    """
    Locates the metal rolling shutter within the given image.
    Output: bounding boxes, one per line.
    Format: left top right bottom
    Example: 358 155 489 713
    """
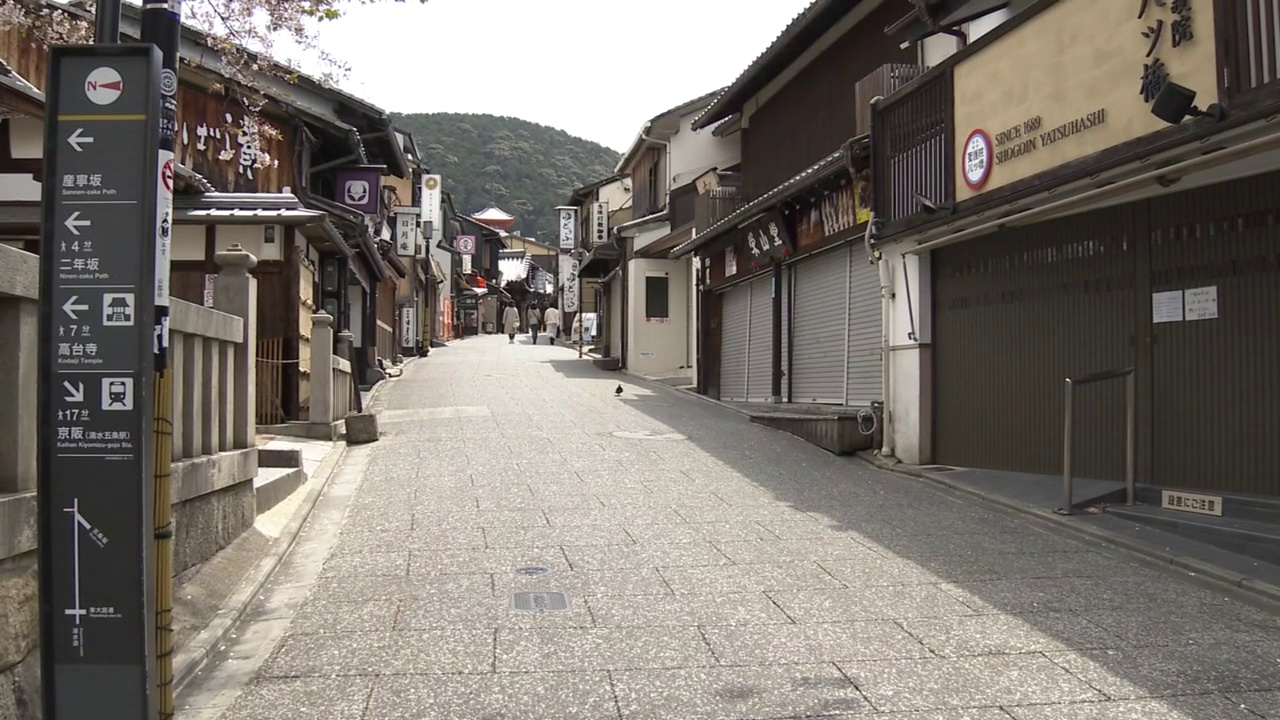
846 248 883 407
746 274 774 401
790 246 850 404
781 268 791 398
718 283 750 402
933 205 1134 478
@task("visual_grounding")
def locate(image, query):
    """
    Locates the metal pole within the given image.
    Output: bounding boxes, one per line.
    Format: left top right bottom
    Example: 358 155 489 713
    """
141 2 181 716
1125 372 1136 505
1060 379 1075 514
95 0 123 43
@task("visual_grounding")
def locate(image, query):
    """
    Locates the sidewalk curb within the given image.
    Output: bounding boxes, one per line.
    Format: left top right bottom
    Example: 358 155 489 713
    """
172 440 349 694
858 452 1280 607
621 370 752 418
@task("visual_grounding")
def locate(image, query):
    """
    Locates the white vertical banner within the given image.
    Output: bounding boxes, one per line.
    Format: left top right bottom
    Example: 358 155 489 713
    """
394 206 419 256
154 149 175 361
400 305 416 344
421 174 441 232
557 206 578 251
590 201 609 246
560 254 580 313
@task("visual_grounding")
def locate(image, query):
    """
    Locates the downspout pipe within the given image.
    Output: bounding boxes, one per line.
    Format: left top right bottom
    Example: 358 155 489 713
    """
868 216 895 458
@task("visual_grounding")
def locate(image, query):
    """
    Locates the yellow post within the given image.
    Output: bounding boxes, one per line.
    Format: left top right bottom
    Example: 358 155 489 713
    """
152 369 174 718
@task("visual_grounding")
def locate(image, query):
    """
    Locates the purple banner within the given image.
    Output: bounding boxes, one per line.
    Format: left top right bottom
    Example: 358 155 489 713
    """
333 166 383 215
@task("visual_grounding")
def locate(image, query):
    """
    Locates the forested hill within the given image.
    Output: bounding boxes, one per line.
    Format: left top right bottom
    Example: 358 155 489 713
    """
391 112 621 240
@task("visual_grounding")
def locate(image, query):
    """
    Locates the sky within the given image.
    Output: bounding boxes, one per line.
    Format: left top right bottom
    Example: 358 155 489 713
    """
296 0 818 153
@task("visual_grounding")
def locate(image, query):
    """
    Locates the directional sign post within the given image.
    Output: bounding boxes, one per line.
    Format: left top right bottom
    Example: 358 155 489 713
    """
37 44 162 720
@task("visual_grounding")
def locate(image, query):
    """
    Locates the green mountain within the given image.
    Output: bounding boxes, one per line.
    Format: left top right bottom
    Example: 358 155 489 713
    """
391 112 622 241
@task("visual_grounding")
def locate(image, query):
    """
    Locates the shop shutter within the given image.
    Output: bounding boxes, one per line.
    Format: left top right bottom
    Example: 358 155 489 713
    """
781 268 791 397
790 246 850 404
718 283 751 402
747 274 775 401
845 248 884 407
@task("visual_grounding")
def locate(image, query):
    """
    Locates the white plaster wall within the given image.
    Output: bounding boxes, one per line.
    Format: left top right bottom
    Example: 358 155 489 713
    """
211 224 284 262
173 224 205 261
626 257 690 378
0 175 40 202
920 7 1015 69
881 244 934 465
348 286 365 348
669 113 741 189
597 178 633 217
687 255 698 381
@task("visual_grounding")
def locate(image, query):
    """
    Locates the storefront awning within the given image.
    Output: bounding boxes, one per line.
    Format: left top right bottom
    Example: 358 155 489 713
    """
670 144 855 258
636 222 693 259
173 192 329 226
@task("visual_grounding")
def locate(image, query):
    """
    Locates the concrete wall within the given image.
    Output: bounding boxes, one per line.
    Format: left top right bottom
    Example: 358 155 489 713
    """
669 112 740 189
880 243 934 465
626 256 691 378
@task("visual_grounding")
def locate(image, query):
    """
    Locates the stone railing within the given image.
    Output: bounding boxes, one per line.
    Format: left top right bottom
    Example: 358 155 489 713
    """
310 312 354 424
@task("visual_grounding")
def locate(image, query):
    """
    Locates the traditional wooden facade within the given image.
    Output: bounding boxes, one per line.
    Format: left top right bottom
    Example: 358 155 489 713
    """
671 0 906 408
870 0 1280 503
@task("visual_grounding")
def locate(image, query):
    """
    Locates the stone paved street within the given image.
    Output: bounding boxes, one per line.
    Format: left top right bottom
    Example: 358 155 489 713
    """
179 335 1280 720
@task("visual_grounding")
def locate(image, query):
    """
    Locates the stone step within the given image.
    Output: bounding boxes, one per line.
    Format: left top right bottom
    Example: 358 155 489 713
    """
254 467 306 514
1106 503 1280 566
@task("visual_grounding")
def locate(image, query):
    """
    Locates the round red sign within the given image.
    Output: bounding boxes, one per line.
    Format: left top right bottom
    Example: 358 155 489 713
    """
961 129 993 191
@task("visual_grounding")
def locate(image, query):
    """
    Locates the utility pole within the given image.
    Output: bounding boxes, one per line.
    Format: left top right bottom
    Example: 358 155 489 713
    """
95 0 122 42
141 1 181 717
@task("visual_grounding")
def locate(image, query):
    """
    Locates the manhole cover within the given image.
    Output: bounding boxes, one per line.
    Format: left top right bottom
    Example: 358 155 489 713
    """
611 430 687 441
511 591 571 613
513 566 551 577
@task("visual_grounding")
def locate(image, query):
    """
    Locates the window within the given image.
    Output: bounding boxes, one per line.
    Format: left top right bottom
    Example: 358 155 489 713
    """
645 275 669 320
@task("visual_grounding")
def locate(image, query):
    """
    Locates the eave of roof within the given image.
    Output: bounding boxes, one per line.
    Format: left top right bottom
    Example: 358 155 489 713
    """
616 88 725 173
691 0 862 131
566 173 628 206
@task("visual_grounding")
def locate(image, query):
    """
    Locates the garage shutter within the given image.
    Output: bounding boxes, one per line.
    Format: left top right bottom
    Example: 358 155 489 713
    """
746 274 774 401
846 249 883 407
718 283 750 401
781 268 791 395
790 246 850 404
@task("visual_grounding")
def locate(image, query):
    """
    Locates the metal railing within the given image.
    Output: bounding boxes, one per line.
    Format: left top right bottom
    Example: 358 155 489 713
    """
1057 366 1136 515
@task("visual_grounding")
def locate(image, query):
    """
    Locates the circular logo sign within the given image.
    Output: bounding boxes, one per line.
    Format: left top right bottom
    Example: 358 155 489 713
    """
161 158 175 193
424 176 439 191
160 68 178 96
962 129 993 190
456 236 476 253
84 66 124 105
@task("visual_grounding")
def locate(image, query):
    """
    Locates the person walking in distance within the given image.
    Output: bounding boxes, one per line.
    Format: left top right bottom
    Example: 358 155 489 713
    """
543 304 562 345
526 304 543 345
502 302 520 344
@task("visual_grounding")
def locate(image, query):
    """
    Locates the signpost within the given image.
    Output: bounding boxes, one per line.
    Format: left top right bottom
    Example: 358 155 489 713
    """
38 44 162 720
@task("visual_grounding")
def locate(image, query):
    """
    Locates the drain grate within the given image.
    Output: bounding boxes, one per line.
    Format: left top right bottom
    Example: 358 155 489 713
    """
919 465 959 473
511 591 571 613
513 565 551 577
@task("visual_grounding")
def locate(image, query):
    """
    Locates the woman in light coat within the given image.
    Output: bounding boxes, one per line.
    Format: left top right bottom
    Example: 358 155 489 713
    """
502 303 520 343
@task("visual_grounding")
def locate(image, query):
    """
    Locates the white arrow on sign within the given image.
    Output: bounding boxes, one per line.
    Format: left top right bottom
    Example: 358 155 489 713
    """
62 296 89 319
66 128 94 152
62 381 85 403
64 212 90 236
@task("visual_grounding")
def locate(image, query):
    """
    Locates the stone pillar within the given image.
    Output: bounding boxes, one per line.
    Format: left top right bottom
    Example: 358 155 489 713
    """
0 299 36 492
310 312 335 425
337 330 354 361
213 244 258 449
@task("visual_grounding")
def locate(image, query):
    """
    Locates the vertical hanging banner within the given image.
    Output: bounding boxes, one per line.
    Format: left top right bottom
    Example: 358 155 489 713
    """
394 206 419 256
38 44 163 720
143 0 180 371
590 201 609 246
559 254 580 313
421 174 441 233
556 206 577 252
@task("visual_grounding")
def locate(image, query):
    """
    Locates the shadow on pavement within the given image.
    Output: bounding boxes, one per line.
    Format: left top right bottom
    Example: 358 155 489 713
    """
544 356 1280 712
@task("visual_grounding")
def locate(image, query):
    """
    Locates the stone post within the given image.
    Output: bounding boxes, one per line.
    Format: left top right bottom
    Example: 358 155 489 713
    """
0 299 36 493
337 330 354 361
212 243 258 449
310 312 335 425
